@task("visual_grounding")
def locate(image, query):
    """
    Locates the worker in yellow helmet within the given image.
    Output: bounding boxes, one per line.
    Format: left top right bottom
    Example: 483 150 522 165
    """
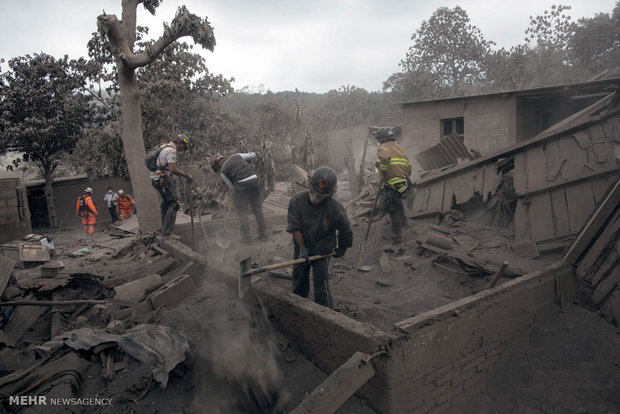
373 128 412 244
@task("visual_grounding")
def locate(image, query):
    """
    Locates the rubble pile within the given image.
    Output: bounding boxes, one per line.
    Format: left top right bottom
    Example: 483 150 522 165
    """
0 229 196 411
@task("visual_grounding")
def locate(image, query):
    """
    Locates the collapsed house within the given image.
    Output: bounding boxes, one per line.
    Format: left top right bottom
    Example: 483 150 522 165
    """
0 84 618 413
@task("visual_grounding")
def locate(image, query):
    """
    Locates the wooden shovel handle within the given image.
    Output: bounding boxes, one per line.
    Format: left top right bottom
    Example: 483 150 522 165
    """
242 252 336 277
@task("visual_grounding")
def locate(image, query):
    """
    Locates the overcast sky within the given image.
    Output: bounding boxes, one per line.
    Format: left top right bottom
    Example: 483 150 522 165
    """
0 0 616 93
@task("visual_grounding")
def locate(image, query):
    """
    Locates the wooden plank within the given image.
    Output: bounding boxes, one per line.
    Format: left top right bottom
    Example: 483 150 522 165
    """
545 139 565 182
514 201 530 241
601 117 620 143
357 138 369 194
442 176 456 210
588 123 608 144
592 266 620 304
564 182 597 239
426 180 445 211
524 146 548 192
513 152 528 194
558 133 589 182
412 184 429 212
600 287 620 323
482 163 501 203
564 178 620 264
528 193 555 242
591 177 614 205
572 130 592 150
550 188 571 236
590 142 614 165
586 241 618 286
345 136 359 199
576 212 619 276
473 166 485 196
452 170 476 205
290 352 375 414
0 256 16 297
516 166 618 199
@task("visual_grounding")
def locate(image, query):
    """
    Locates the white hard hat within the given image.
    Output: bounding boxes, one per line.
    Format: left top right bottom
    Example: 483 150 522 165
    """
118 189 124 195
84 187 93 194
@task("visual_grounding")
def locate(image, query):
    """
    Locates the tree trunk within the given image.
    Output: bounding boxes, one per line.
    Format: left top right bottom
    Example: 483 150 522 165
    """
117 63 160 232
42 166 58 228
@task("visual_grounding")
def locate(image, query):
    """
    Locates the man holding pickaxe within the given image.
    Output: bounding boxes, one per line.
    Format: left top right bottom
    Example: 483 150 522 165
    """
287 166 353 308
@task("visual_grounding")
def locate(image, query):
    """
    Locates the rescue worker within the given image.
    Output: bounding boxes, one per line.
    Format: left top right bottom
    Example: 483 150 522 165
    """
103 186 120 223
76 187 98 238
150 134 193 238
287 166 353 308
373 127 412 244
211 152 268 243
116 189 135 220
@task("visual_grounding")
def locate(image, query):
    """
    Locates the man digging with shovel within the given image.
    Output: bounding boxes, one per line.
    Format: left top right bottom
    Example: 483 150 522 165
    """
211 152 268 243
286 166 353 308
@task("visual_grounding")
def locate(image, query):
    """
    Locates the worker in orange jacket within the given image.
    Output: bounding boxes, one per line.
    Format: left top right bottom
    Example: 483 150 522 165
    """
76 187 98 236
116 189 135 220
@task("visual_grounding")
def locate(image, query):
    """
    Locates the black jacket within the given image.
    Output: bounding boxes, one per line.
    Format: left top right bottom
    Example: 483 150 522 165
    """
287 191 353 255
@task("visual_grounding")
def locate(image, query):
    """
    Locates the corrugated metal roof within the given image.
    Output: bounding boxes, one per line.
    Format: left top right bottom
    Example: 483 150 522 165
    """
414 135 472 171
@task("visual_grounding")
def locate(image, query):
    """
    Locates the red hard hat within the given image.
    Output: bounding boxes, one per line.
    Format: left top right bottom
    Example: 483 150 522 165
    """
211 154 225 171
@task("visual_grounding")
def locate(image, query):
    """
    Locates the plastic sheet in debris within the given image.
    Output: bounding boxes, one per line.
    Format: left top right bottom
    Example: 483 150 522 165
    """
35 324 189 388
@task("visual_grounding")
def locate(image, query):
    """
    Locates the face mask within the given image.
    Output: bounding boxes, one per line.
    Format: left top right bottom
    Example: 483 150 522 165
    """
108 190 112 194
309 191 328 205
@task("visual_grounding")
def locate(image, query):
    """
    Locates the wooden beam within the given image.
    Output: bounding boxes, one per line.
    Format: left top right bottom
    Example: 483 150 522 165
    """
345 136 359 199
564 178 620 265
290 351 375 414
357 139 369 194
516 166 618 199
0 256 15 297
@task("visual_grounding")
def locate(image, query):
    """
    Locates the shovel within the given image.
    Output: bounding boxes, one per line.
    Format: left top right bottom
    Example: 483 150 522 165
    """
215 205 234 249
239 252 335 298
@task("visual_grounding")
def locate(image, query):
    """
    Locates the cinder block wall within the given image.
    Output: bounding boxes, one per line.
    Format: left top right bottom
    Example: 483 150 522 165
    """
0 178 31 242
385 262 574 413
400 95 517 163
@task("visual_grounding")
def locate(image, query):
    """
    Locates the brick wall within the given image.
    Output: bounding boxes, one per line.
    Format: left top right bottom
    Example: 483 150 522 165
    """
0 178 31 242
204 248 575 413
386 262 574 413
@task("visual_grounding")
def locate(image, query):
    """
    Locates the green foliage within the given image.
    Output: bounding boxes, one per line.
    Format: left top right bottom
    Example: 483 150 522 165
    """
0 53 95 174
393 6 493 98
167 6 216 52
525 4 574 50
387 3 620 101
568 2 620 74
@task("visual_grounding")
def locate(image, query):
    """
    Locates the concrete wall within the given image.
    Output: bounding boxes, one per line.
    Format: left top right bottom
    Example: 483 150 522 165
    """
0 178 31 242
400 95 517 169
27 176 132 228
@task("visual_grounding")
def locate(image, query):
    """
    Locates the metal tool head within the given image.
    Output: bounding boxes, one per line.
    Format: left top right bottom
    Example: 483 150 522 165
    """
238 256 251 299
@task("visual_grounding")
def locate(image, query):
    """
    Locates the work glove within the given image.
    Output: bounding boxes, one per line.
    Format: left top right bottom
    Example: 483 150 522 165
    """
299 247 311 266
186 174 194 183
334 246 347 258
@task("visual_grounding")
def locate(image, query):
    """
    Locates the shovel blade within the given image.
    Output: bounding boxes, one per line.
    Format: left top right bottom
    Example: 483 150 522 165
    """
216 230 232 249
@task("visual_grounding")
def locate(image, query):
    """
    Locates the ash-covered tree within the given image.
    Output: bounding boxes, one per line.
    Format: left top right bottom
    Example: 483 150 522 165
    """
386 6 493 100
96 0 218 232
138 39 233 152
568 1 620 76
0 53 94 227
81 28 234 178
